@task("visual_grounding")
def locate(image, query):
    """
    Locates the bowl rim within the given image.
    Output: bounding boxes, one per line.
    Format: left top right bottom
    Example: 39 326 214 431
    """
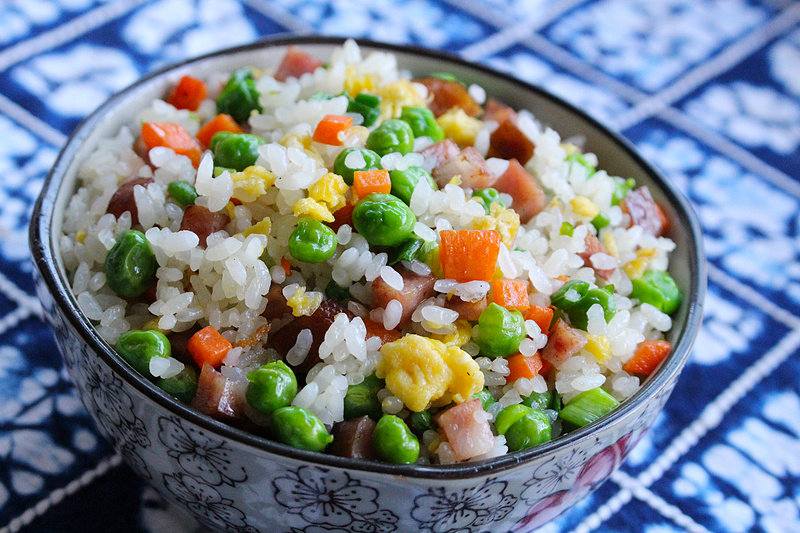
30 34 706 479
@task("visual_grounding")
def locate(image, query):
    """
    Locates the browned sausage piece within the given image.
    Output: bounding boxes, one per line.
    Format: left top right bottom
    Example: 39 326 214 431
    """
191 362 248 422
541 319 587 367
579 233 614 281
487 119 535 165
371 265 436 329
179 205 230 247
444 294 488 322
432 147 495 190
419 138 460 168
262 284 291 320
413 77 482 118
621 187 667 237
484 97 517 124
106 177 154 226
329 415 376 460
491 159 546 223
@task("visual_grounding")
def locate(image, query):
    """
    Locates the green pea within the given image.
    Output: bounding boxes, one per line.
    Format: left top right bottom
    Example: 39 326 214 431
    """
611 177 636 206
216 68 262 123
631 270 681 315
347 93 382 127
399 106 444 142
504 409 552 452
167 180 198 206
591 212 610 231
560 221 574 237
352 193 416 247
567 151 596 176
333 147 383 185
472 388 497 411
209 131 233 151
495 404 532 435
116 329 171 376
522 390 553 411
389 166 437 206
271 406 333 452
387 235 425 266
408 410 434 434
246 361 298 414
472 188 506 215
366 119 414 156
288 217 338 263
344 374 383 420
373 415 420 464
213 166 235 177
212 133 266 171
104 230 157 299
324 280 350 302
156 366 198 403
475 303 526 358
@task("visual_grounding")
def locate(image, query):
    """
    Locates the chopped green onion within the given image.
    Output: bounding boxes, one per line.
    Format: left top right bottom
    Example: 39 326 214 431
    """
559 387 619 427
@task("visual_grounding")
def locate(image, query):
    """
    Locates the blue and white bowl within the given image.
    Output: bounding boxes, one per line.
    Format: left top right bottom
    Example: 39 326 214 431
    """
30 36 705 532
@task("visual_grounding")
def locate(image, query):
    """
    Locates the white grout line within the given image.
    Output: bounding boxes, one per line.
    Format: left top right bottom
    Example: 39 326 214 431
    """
239 0 315 33
566 487 633 533
0 270 43 317
612 471 714 533
0 454 123 533
0 306 34 338
437 0 517 29
613 5 800 131
707 263 800 330
0 93 66 147
658 106 800 199
460 0 589 60
0 0 148 73
570 329 800 533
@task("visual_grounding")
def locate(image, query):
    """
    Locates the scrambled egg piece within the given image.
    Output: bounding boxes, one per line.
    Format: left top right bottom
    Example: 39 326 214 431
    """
585 334 612 364
623 247 659 279
561 143 579 155
345 65 377 96
431 319 471 346
286 286 323 317
570 196 599 219
75 230 87 244
436 108 482 147
280 133 313 151
309 172 348 213
471 203 520 249
604 232 619 258
377 334 483 412
239 217 272 238
231 166 276 203
375 80 428 120
293 197 334 223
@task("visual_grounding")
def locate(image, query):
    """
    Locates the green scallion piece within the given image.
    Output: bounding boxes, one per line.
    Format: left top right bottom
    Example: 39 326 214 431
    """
559 387 620 427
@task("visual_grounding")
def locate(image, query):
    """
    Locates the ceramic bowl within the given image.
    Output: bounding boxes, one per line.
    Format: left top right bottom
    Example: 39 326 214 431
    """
30 35 705 532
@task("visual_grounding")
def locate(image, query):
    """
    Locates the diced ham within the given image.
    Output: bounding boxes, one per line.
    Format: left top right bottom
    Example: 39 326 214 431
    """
329 415 376 460
371 266 436 328
435 398 494 461
487 119 535 164
191 362 247 422
106 177 154 226
329 204 354 232
179 205 230 247
491 159 546 223
268 299 353 375
432 147 496 190
274 45 323 82
133 136 152 167
579 233 614 280
419 139 460 169
484 97 517 124
444 294 488 322
541 319 588 367
621 187 668 237
363 318 403 346
262 284 290 320
413 77 482 118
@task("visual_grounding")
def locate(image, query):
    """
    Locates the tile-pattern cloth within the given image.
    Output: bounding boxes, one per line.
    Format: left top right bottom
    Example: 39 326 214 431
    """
2 0 799 531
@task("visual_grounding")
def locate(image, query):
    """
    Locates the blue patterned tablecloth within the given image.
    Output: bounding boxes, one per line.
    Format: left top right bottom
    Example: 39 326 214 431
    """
2 1 799 531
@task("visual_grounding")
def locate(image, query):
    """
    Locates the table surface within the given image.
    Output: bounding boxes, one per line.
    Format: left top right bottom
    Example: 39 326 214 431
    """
2 0 799 532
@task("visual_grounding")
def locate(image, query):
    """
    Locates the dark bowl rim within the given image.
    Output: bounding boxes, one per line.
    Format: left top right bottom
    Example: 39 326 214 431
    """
29 34 706 479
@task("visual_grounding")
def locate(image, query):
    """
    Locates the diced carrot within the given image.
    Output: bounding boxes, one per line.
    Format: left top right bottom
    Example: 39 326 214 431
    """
491 279 529 311
439 230 501 282
167 75 207 111
506 352 543 382
522 305 555 335
352 169 391 201
312 115 353 145
622 339 672 376
187 326 232 368
141 122 203 168
656 203 670 234
281 256 292 277
329 203 354 231
196 113 243 147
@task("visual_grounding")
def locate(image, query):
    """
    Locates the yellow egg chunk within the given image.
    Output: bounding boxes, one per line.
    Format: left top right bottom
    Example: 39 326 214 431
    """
431 319 471 346
623 247 659 279
570 196 599 219
345 65 376 96
377 334 483 412
231 165 276 203
309 172 348 213
293 197 334 223
286 286 323 317
238 217 272 238
436 108 482 147
471 203 520 249
585 334 612 364
375 80 427 119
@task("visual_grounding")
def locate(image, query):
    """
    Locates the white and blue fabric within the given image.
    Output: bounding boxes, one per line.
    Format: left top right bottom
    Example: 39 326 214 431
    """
2 1 799 531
